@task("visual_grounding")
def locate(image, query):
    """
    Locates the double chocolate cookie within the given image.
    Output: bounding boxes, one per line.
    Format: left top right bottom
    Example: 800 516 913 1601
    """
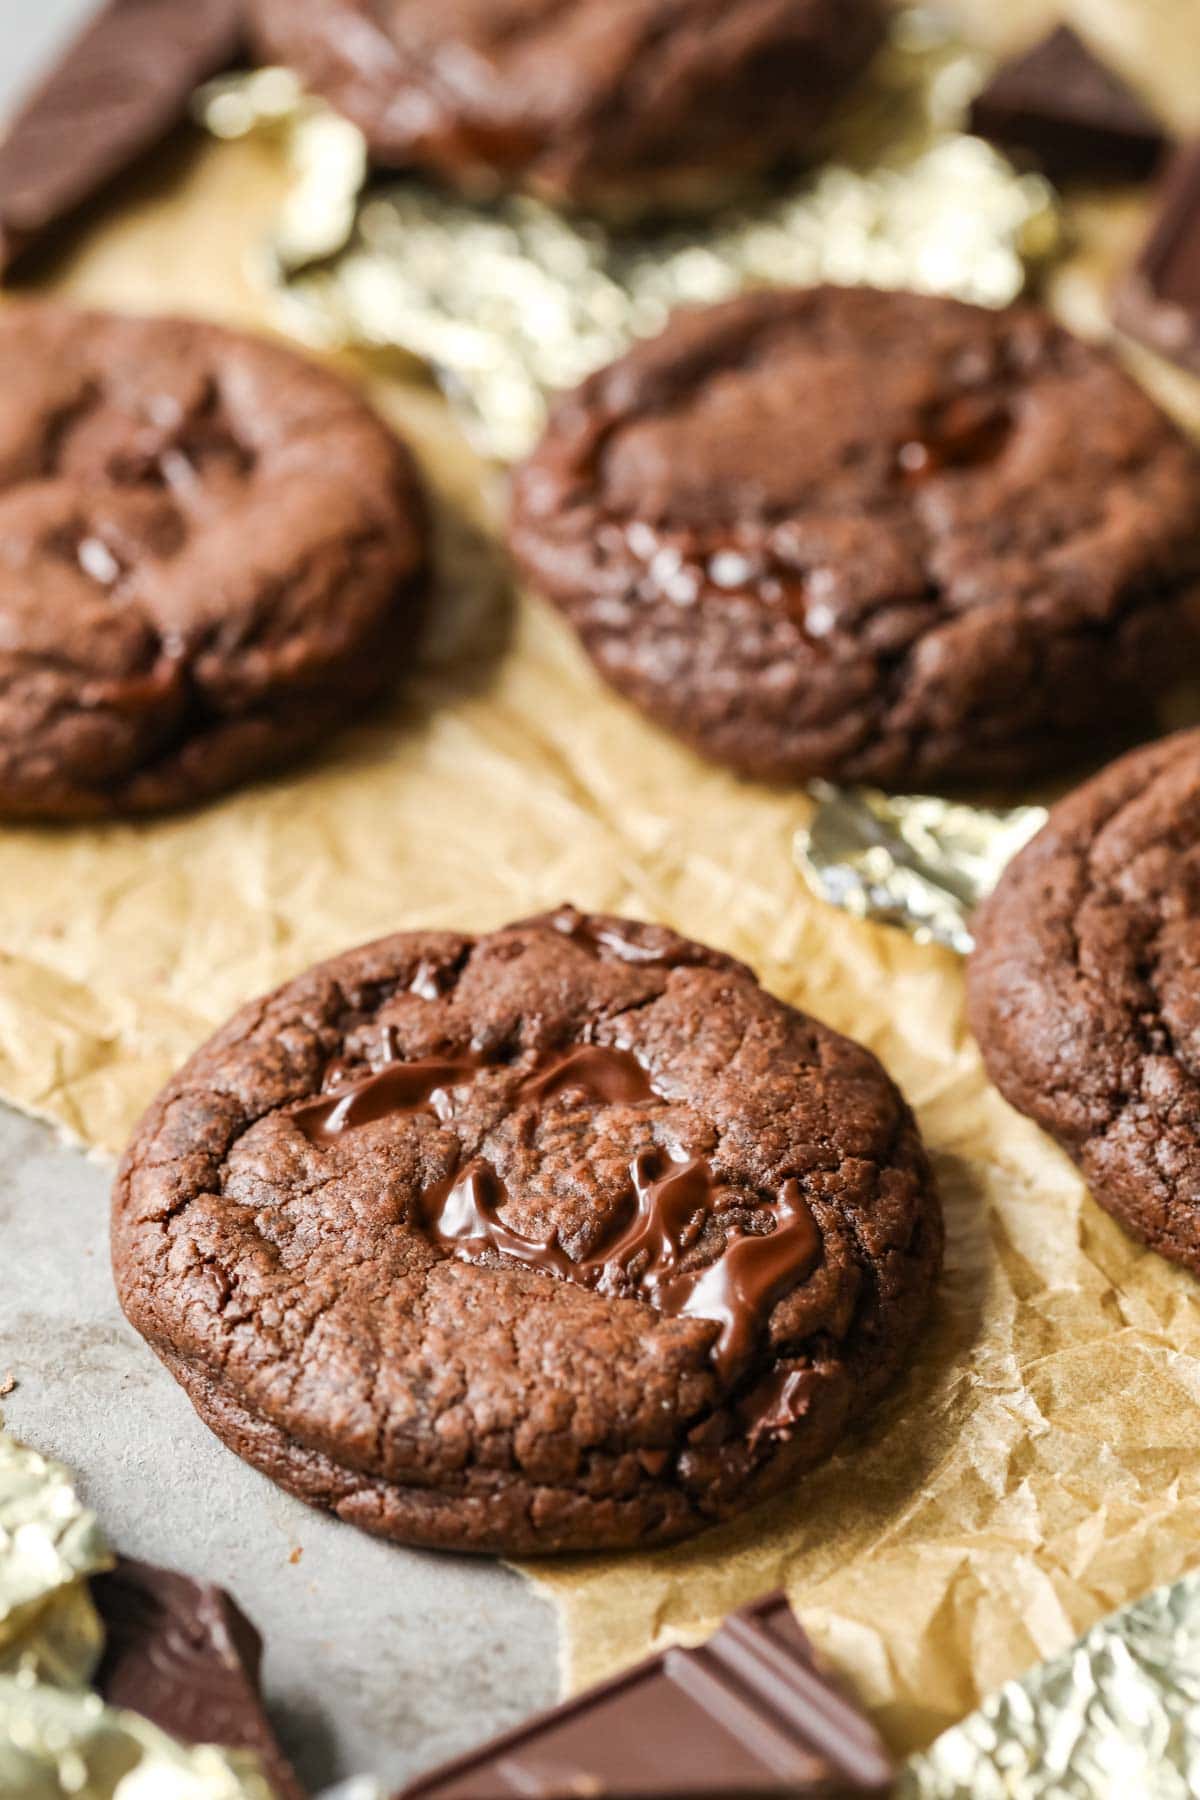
247 0 886 213
511 286 1200 791
0 304 427 818
113 908 942 1554
969 730 1200 1274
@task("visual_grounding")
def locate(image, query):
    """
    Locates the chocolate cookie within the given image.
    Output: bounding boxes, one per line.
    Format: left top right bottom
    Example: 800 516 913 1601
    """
247 0 886 213
0 304 427 818
510 286 1200 790
112 908 941 1555
969 730 1200 1273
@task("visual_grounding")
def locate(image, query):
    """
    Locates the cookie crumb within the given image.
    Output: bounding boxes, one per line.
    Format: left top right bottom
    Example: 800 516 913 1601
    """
0 1373 16 1397
288 1546 303 1565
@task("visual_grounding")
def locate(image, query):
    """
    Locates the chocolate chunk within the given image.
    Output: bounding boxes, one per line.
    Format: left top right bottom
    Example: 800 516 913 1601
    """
91 1555 303 1800
1115 143 1200 373
399 1590 893 1799
0 0 245 274
969 25 1168 183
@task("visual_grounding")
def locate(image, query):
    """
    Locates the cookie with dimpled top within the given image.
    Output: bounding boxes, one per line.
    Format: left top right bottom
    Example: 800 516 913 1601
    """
510 285 1200 790
113 906 942 1553
0 303 428 818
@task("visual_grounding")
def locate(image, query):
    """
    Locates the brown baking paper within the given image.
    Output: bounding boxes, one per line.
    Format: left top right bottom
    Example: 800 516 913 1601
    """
2 0 1200 1766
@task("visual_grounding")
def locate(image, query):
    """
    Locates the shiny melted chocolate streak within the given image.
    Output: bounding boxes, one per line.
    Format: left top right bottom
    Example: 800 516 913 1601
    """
293 1044 820 1379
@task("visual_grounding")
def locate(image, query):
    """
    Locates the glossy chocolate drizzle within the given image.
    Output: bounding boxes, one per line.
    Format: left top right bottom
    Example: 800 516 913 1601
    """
517 1044 655 1107
662 1179 820 1378
423 1153 818 1379
293 1054 486 1140
292 1039 820 1380
293 1043 653 1141
740 1364 821 1446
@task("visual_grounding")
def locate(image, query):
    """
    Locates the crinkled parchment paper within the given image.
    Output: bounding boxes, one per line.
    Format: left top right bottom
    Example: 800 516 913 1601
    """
1 0 1200 1770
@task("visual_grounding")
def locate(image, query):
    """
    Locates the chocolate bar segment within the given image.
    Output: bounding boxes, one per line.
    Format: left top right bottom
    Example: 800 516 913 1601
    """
1115 142 1200 373
91 1555 303 1800
0 0 245 274
969 25 1168 184
399 1591 893 1799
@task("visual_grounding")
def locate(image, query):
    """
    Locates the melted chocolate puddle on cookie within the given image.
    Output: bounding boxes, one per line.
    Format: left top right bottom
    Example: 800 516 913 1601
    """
424 1148 821 1381
293 1040 820 1378
518 1044 655 1106
424 1160 579 1282
294 1044 653 1141
293 1055 487 1140
662 1180 821 1377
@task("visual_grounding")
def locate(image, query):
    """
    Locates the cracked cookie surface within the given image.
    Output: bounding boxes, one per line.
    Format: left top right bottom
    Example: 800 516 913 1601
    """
247 0 885 213
0 303 428 819
510 286 1200 790
970 730 1200 1272
112 908 942 1554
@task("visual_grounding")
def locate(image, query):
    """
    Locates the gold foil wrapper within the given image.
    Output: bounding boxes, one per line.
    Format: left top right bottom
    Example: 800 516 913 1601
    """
198 10 1061 461
0 1433 272 1798
796 787 1048 954
902 1569 1200 1797
0 1681 275 1800
0 1432 110 1690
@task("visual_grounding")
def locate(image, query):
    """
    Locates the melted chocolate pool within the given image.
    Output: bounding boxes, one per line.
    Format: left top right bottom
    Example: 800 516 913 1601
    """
292 1041 820 1379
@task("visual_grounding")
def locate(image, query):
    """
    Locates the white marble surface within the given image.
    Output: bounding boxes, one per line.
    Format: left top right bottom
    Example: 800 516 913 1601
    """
0 8 557 1792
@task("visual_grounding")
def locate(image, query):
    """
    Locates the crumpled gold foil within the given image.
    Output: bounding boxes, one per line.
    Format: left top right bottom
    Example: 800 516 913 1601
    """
901 1568 1200 1797
796 787 1048 954
0 1431 109 1691
198 10 1061 460
0 1431 273 1799
0 1680 275 1800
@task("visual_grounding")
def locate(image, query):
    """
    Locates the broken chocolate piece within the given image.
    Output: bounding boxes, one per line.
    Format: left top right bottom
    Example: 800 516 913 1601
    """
969 25 1168 183
0 0 245 274
1115 142 1200 373
398 1590 893 1799
91 1556 303 1800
